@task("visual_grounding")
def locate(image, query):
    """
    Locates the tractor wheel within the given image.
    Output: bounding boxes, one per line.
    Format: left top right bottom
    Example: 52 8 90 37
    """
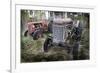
32 30 40 40
43 36 52 52
72 42 79 60
24 30 28 37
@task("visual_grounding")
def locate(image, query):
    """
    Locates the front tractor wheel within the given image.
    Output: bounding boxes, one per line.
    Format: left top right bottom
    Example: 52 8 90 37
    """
32 30 41 40
43 36 52 52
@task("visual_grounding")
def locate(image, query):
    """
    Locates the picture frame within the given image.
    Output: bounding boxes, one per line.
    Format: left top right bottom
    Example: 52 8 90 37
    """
11 0 96 73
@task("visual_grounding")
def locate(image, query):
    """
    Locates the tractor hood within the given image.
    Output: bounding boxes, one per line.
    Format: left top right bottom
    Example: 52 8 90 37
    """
53 18 73 24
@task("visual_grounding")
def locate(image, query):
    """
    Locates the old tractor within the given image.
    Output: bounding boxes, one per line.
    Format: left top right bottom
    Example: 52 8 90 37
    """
24 19 48 40
43 18 83 60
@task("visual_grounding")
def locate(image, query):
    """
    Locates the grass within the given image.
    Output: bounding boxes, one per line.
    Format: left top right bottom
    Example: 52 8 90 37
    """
21 28 89 62
79 28 89 59
21 33 72 62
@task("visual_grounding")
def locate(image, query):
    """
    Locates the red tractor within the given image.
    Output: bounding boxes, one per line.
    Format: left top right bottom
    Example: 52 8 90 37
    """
24 20 48 40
